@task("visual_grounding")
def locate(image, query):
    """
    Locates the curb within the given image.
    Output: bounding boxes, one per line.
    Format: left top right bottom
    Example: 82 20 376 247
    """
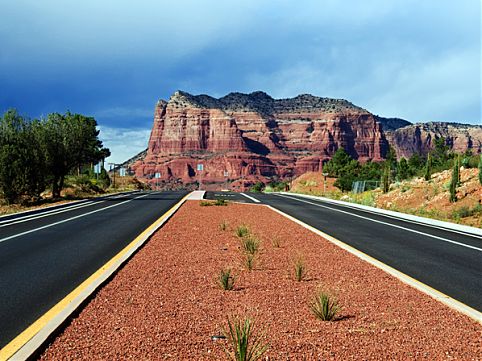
280 192 482 237
0 192 191 361
266 205 482 324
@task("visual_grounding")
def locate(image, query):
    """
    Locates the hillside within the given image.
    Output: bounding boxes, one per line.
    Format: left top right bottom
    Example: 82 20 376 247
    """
290 168 482 228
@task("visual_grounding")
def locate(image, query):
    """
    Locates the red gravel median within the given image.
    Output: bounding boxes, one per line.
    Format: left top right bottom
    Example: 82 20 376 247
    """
40 201 481 360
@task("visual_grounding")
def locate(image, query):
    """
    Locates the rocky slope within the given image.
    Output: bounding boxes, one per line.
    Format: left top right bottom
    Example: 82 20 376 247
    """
386 122 482 158
130 91 481 189
131 91 389 189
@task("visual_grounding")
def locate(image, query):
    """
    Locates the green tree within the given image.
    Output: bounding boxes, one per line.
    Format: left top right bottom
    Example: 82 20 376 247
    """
397 158 409 181
324 148 354 177
381 162 390 193
0 110 47 203
478 154 482 185
449 159 459 203
424 153 432 181
333 159 359 192
41 112 109 198
431 136 450 169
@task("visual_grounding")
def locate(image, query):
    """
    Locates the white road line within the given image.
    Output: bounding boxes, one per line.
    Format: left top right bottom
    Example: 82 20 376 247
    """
276 194 482 252
240 193 260 203
0 193 142 228
0 201 102 227
0 192 154 244
287 193 482 239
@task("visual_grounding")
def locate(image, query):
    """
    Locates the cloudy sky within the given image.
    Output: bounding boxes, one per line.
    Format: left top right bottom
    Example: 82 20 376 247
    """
0 0 480 163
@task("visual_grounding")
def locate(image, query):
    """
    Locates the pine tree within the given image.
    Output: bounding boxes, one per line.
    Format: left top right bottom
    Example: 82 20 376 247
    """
382 163 390 193
478 154 482 186
449 159 458 203
424 153 432 181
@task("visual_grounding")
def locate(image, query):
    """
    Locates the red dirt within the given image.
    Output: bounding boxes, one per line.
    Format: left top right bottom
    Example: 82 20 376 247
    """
40 201 481 360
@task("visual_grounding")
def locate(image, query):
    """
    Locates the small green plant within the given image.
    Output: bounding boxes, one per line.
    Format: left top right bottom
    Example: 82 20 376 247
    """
215 198 228 206
218 268 235 291
235 225 250 238
293 256 306 282
219 219 228 231
310 290 340 321
241 236 260 255
200 200 213 207
224 316 269 361
244 253 255 271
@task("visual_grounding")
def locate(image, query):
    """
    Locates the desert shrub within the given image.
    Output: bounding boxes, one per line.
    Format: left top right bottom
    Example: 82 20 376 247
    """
241 236 260 255
200 200 213 206
224 316 268 361
293 255 306 282
243 253 255 271
215 198 228 206
310 290 340 321
218 268 235 291
235 225 250 238
250 182 265 193
219 220 228 231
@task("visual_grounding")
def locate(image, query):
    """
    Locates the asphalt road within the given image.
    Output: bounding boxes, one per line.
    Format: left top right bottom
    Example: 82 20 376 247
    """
0 190 187 348
206 191 482 311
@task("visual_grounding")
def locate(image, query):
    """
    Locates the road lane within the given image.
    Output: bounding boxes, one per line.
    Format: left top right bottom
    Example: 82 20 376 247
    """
233 192 482 311
0 191 188 348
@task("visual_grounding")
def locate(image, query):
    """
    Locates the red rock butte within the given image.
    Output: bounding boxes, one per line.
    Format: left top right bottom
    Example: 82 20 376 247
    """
130 91 482 190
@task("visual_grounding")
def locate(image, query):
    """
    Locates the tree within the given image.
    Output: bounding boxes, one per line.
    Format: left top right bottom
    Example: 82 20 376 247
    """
382 162 390 193
479 154 482 186
0 110 47 203
397 158 410 181
324 148 354 177
449 159 459 203
41 112 109 198
424 153 432 181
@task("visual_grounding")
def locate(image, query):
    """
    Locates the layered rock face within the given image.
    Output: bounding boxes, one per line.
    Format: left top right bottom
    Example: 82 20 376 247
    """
131 91 390 189
386 122 482 159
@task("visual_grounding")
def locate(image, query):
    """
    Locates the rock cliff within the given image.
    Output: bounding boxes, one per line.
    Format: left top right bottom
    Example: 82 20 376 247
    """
130 91 481 190
387 122 482 159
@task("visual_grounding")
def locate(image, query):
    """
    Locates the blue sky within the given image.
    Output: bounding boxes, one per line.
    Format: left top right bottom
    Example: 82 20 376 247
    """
0 0 480 163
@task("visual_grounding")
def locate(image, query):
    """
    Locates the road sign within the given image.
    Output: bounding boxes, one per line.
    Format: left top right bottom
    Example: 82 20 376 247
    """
119 168 126 177
155 172 161 179
224 171 229 177
94 163 102 174
197 164 204 171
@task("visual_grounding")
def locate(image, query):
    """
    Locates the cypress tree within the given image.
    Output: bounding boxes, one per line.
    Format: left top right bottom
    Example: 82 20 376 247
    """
478 154 482 186
382 163 390 193
449 159 458 203
424 153 432 181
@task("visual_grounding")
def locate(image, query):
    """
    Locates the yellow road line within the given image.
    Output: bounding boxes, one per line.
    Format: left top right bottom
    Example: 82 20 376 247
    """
266 205 482 324
0 192 190 361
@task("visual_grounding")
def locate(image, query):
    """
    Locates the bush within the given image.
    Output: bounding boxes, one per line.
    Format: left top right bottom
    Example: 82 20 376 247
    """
219 220 228 231
293 255 306 282
218 268 235 291
310 290 340 321
240 236 260 255
250 182 265 193
200 200 213 206
224 316 268 361
215 198 228 206
243 253 256 271
235 225 250 238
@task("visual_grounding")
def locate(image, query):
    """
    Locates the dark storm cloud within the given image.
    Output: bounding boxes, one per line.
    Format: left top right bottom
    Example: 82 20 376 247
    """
0 0 480 162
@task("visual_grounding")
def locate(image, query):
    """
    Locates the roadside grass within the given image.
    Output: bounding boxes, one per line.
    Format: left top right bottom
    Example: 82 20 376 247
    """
310 290 340 321
218 268 235 291
224 316 269 361
235 225 250 238
293 255 306 282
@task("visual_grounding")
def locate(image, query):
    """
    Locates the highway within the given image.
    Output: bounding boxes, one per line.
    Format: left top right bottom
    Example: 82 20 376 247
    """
0 190 188 348
205 191 482 311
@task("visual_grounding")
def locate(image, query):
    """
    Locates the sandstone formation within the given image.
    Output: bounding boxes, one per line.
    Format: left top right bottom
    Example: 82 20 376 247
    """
129 91 481 190
386 122 482 159
130 91 389 189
